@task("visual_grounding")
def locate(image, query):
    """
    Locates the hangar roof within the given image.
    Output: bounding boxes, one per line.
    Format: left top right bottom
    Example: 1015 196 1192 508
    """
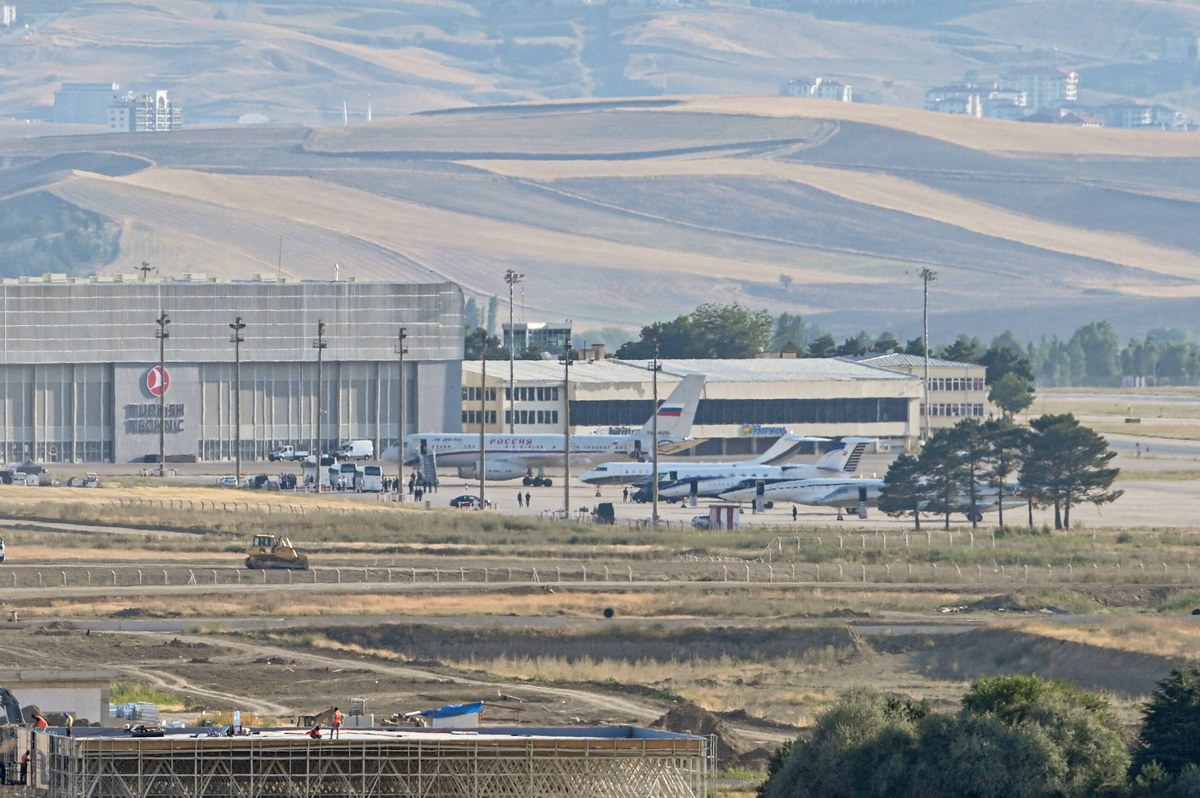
464 357 917 384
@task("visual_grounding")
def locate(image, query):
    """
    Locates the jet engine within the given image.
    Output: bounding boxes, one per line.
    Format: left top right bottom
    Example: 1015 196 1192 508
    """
456 462 528 481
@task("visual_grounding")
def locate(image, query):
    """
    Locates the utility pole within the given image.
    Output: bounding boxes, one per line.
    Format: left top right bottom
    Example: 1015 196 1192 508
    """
649 337 661 526
155 311 170 477
395 327 407 502
560 345 574 517
920 268 937 443
504 269 524 433
229 316 246 483
479 355 486 509
312 320 327 458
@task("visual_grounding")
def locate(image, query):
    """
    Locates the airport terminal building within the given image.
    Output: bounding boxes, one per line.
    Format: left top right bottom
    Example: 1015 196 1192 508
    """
463 355 923 455
0 275 463 463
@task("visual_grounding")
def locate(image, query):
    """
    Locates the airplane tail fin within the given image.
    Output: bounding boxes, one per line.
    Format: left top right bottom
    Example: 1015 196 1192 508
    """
814 437 874 473
639 374 705 440
751 434 829 465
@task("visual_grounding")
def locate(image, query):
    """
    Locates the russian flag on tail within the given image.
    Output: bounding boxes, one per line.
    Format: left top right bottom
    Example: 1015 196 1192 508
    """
658 405 684 417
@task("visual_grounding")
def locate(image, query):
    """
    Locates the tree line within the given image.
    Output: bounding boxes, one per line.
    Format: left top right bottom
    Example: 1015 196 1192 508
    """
879 414 1121 531
759 667 1200 798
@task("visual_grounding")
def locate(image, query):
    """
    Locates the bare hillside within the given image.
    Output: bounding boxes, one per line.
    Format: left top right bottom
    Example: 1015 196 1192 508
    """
2 96 1199 340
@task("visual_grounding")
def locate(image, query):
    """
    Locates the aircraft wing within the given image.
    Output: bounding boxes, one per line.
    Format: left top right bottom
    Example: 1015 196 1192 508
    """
658 438 707 456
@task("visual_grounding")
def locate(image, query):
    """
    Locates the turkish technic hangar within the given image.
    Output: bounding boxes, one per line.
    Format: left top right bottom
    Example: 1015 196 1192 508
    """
0 273 985 464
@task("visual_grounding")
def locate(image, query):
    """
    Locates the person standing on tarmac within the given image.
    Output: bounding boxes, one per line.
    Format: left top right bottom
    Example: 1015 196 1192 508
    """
65 713 74 736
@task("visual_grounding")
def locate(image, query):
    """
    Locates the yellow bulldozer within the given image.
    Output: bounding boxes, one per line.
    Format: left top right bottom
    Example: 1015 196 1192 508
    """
244 534 309 570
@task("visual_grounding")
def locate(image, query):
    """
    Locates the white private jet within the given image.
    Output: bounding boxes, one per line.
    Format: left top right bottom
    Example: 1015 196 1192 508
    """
581 437 873 503
722 477 1023 521
380 374 705 486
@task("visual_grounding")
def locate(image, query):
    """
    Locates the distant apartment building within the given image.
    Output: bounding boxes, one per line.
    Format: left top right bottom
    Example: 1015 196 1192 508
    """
2 5 15 27
108 90 182 133
926 69 1078 121
54 82 121 124
999 69 1078 112
1092 102 1191 130
780 77 853 102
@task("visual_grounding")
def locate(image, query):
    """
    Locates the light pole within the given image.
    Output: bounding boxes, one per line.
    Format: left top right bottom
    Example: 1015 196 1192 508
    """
229 316 246 483
155 311 170 477
479 354 487 508
560 345 574 517
395 326 408 501
919 268 937 443
504 269 524 433
312 320 327 458
649 337 662 526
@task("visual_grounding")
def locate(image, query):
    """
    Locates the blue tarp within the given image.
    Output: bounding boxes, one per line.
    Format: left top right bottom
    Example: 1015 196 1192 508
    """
419 702 483 719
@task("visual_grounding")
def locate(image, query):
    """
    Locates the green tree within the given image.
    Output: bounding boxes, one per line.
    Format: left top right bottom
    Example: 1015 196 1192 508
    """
835 333 871 357
989 372 1035 418
939 334 981 363
1070 321 1121 383
1022 414 1122 530
980 418 1027 528
806 333 837 359
463 297 482 330
485 296 499 335
615 316 694 358
771 312 813 353
878 453 930 530
980 345 1034 385
919 426 972 529
690 303 774 358
903 337 927 356
872 331 900 353
463 327 506 360
962 675 1129 798
1132 666 1200 781
934 419 991 527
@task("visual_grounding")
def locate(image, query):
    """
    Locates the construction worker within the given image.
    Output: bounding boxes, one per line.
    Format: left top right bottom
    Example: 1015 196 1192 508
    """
306 723 322 739
332 707 343 739
19 750 29 785
33 714 47 730
65 713 74 736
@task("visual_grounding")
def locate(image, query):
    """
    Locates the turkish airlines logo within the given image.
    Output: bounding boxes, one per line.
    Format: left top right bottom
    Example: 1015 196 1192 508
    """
146 365 170 397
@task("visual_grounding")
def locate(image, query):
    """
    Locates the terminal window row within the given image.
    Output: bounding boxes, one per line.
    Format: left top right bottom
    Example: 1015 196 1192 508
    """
927 377 986 392
463 410 498 426
505 410 560 426
921 403 986 417
505 386 560 402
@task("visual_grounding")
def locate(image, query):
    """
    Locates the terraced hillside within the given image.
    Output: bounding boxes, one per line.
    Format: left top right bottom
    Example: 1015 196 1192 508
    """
1 96 1198 340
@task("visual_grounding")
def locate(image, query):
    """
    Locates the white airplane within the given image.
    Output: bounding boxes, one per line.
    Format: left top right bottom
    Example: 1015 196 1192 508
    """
380 374 705 486
580 439 873 501
579 433 827 487
722 476 1023 521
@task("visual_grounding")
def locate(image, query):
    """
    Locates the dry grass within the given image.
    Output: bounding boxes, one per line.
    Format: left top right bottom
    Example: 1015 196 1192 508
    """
1008 617 1200 660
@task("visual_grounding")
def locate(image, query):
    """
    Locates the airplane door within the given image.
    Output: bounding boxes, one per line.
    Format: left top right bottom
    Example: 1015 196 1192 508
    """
419 438 429 455
857 486 869 519
753 480 766 514
688 478 699 508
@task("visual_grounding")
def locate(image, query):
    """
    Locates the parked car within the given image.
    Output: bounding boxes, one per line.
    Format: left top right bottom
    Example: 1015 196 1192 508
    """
332 439 374 461
215 475 240 487
67 473 102 488
691 515 711 530
11 472 37 486
592 502 616 525
449 494 480 508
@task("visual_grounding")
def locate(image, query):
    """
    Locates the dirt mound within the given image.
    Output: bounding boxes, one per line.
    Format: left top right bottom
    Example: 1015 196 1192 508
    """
651 701 751 764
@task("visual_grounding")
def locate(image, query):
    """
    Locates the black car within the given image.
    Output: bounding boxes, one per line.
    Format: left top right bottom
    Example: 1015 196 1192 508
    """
449 494 480 508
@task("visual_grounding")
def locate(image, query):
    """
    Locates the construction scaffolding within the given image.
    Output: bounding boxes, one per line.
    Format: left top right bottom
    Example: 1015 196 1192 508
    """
25 726 708 798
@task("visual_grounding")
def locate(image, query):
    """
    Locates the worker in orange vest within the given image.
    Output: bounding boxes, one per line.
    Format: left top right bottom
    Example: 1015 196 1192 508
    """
332 707 343 739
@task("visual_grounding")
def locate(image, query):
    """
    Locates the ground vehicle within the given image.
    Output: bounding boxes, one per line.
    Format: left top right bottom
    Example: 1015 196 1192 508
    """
11 472 37 486
0 535 5 563
355 464 383 492
301 455 337 490
592 502 615 525
333 440 374 461
244 534 309 570
215 475 240 487
269 445 310 462
691 515 711 530
67 473 102 488
449 494 480 508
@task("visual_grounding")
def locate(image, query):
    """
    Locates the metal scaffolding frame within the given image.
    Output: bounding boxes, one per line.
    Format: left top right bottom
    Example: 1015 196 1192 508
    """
34 726 708 798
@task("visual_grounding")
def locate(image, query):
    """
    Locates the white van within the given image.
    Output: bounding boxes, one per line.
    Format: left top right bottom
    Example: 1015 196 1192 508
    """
355 465 383 493
334 440 374 461
0 535 6 563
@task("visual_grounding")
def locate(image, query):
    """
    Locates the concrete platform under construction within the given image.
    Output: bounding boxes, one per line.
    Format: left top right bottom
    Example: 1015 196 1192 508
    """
9 725 709 798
